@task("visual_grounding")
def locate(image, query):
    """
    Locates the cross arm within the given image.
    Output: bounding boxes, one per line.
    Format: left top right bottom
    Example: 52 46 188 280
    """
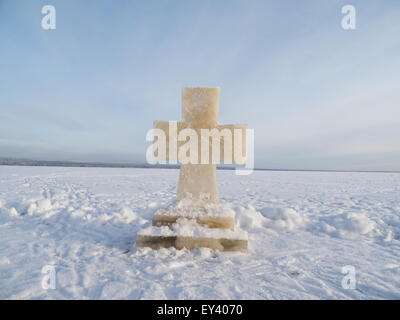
152 121 247 164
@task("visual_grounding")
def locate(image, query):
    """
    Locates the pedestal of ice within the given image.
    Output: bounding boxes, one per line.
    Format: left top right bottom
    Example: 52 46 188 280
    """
135 87 248 252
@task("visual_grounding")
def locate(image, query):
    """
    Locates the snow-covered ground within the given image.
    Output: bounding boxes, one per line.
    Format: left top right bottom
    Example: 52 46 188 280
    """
0 166 399 299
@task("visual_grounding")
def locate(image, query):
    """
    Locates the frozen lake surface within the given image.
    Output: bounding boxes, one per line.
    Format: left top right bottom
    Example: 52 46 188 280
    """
0 166 399 299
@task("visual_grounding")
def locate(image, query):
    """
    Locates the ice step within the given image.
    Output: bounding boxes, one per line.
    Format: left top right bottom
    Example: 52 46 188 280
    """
152 214 235 230
151 204 236 230
135 219 248 253
135 234 247 253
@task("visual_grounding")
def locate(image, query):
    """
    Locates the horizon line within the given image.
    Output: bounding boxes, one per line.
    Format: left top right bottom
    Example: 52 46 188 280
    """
0 157 399 174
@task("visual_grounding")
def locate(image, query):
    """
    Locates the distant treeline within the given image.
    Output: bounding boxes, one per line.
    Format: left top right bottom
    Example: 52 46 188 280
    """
1 158 398 173
0 157 236 170
0 158 176 169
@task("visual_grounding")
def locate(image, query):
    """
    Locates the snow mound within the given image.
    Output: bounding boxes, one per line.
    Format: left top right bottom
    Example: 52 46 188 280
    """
236 205 306 232
9 207 19 217
97 207 140 224
148 201 159 209
36 199 52 212
260 207 307 231
316 212 380 238
236 205 267 229
114 207 138 224
235 204 384 240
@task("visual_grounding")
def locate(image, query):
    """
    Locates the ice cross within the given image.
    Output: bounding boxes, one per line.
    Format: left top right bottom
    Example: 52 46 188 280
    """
136 87 249 253
153 87 247 205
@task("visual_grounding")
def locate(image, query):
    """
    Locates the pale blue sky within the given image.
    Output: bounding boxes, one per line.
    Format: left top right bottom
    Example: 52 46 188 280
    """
0 0 399 170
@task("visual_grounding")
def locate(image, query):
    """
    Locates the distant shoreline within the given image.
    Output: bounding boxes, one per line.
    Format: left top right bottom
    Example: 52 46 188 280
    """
0 158 399 174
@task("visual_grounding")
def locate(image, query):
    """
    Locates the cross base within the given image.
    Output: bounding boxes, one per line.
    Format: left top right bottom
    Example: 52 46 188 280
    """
135 206 248 253
135 234 247 253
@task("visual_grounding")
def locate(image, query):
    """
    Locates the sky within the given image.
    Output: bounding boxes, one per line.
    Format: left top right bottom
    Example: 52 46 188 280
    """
0 0 399 170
